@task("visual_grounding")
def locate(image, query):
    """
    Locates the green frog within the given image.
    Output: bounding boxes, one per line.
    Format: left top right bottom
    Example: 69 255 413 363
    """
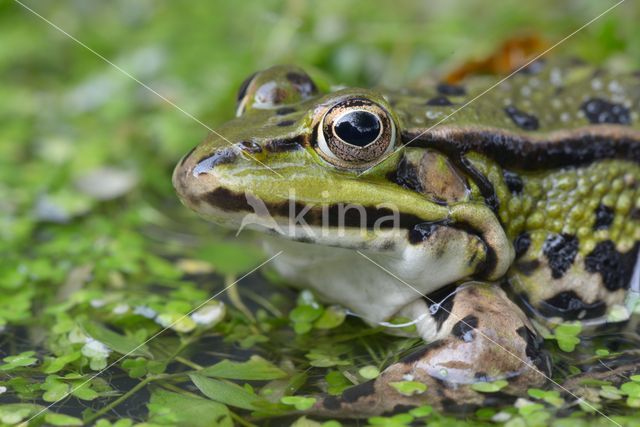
173 61 640 416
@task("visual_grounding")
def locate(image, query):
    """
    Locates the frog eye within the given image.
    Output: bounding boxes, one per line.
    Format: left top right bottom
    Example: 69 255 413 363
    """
316 98 396 167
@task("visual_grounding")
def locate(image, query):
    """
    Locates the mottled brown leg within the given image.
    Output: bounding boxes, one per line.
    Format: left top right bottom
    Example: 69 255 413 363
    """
312 282 551 417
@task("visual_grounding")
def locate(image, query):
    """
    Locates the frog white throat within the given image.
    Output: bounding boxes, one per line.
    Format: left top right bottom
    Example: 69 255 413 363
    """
261 221 502 343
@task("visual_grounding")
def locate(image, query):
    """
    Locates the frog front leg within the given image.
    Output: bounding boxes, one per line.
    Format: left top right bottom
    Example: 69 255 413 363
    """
313 282 551 417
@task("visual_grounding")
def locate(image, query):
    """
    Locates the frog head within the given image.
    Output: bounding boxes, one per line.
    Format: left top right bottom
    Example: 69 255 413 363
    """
173 66 514 295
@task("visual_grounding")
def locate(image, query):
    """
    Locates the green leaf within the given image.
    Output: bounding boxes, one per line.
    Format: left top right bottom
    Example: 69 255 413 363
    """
409 405 433 417
71 383 99 401
0 403 43 425
294 321 313 334
148 388 232 427
281 396 317 410
45 413 83 426
599 385 623 400
557 336 580 352
313 306 346 329
189 373 259 410
554 322 582 352
627 396 640 408
44 352 81 374
368 413 414 426
0 351 38 371
199 356 288 381
555 321 582 337
358 365 380 380
621 381 640 397
42 381 70 402
471 379 508 393
389 381 427 396
527 388 564 407
290 304 323 323
290 416 324 427
325 370 352 395
81 321 150 357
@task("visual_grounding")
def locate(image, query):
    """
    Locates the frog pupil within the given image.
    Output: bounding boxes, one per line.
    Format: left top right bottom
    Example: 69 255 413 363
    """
334 111 381 147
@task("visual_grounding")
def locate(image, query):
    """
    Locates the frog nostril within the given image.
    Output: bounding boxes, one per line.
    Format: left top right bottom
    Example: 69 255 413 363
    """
192 148 238 176
238 140 262 154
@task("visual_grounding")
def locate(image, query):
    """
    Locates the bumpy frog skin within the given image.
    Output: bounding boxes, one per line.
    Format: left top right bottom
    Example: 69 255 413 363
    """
174 62 640 416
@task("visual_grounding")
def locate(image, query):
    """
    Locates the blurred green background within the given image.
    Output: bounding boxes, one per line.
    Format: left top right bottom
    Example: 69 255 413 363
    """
1 0 639 425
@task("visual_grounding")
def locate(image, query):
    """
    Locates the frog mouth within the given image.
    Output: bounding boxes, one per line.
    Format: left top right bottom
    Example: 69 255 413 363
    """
176 178 506 283
173 147 514 282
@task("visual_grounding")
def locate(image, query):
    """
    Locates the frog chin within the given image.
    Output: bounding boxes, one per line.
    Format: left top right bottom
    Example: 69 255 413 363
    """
260 224 490 342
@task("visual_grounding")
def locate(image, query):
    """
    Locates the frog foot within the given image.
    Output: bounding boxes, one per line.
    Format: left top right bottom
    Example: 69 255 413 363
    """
311 283 551 418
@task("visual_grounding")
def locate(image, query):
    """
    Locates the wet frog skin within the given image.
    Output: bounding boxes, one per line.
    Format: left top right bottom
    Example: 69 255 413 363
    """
173 61 640 416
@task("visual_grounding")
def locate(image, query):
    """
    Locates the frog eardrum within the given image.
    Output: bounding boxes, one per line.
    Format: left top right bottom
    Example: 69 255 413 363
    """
316 97 396 168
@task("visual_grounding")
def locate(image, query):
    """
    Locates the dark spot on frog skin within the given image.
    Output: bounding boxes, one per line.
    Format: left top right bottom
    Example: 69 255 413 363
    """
424 285 457 331
503 170 524 194
539 290 606 320
593 203 615 230
265 136 303 152
380 240 395 251
504 105 540 131
275 106 296 115
385 404 418 415
451 315 478 342
389 155 423 193
238 140 262 154
467 250 479 267
513 232 531 258
426 95 454 106
322 396 341 410
458 156 500 213
202 187 252 211
192 148 238 175
584 241 639 291
285 71 318 97
400 339 447 364
543 233 579 279
516 259 540 276
474 371 488 381
340 379 376 403
408 222 444 244
437 83 467 96
516 326 550 375
276 120 295 127
581 98 631 125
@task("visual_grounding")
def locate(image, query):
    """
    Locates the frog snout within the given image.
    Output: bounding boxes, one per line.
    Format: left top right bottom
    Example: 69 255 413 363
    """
172 146 225 211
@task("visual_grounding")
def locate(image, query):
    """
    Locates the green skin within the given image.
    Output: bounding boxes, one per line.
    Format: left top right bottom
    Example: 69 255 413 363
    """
173 62 640 416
